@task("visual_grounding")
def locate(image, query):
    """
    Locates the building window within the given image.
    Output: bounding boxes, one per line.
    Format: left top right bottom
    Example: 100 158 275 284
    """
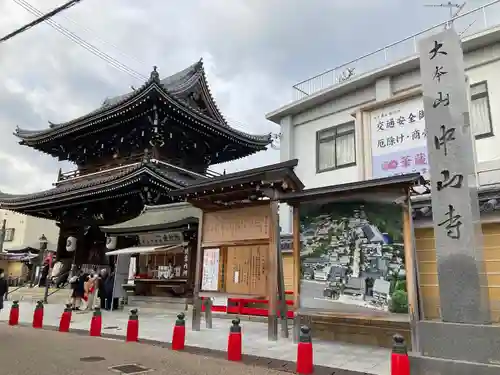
4 228 15 242
316 122 356 173
470 81 493 139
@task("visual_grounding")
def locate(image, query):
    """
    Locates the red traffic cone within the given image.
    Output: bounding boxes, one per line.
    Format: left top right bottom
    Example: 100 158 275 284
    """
227 318 242 361
296 325 313 375
59 304 72 333
9 300 20 326
126 309 139 342
32 301 44 329
171 313 186 351
391 334 410 375
89 307 102 337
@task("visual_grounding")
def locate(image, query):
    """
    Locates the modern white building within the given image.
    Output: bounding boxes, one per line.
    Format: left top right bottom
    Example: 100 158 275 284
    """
266 3 500 234
0 209 59 251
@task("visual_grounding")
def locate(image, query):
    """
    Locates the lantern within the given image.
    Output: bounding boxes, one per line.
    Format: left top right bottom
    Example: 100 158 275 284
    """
66 236 77 252
106 236 117 250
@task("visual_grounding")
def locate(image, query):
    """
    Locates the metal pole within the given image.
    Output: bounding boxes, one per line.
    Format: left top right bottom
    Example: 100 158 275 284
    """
41 235 50 304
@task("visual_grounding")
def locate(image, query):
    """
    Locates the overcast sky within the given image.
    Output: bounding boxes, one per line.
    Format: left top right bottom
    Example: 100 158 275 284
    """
0 0 495 194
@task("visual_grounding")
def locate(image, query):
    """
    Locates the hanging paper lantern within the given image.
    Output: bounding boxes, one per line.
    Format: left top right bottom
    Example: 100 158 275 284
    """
106 236 117 250
66 236 77 252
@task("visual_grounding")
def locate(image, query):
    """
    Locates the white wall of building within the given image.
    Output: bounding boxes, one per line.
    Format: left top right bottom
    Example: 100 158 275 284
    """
0 209 60 250
269 27 500 234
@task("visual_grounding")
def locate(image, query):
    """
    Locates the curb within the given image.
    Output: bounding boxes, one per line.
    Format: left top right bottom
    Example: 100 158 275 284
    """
5 322 371 375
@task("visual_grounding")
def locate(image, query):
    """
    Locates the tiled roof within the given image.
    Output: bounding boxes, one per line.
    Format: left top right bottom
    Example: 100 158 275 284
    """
0 161 201 208
411 184 500 220
14 60 272 146
101 202 201 234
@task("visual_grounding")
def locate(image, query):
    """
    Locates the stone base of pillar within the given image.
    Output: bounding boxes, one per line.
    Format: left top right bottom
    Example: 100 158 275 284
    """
410 320 500 373
410 353 500 375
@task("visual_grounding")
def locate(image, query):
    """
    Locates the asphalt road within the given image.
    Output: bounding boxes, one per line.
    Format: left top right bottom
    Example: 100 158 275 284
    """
0 324 285 375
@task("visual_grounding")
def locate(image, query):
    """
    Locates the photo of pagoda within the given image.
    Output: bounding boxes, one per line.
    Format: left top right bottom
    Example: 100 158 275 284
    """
0 60 272 268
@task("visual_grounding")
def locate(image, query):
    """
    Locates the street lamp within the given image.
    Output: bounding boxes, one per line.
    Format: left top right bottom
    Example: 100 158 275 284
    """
39 234 50 304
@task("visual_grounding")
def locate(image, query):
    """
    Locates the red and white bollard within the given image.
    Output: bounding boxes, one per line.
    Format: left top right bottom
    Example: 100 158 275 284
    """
296 325 313 375
126 309 139 342
391 334 410 375
9 300 19 326
32 301 44 329
227 318 242 362
89 307 102 337
171 313 186 351
58 304 72 333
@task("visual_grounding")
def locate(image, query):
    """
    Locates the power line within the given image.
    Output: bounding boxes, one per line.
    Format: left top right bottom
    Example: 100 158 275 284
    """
0 0 83 44
13 0 146 81
53 9 147 70
11 0 281 137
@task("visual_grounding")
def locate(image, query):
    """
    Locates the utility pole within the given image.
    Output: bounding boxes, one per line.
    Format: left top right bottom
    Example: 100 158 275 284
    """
0 0 83 44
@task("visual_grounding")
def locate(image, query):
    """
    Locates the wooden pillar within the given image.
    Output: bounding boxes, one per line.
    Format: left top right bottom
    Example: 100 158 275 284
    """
276 203 289 338
403 197 420 351
292 205 301 309
268 201 279 341
191 213 204 331
292 205 302 342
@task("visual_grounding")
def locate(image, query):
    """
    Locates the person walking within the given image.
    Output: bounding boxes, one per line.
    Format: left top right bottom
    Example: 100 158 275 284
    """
69 270 85 311
84 273 98 311
0 268 8 312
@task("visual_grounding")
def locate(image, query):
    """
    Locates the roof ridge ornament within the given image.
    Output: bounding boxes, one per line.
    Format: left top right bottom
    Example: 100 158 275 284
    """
150 66 160 83
142 148 151 163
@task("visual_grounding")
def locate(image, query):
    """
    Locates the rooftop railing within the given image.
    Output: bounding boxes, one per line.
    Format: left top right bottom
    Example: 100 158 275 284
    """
292 0 500 101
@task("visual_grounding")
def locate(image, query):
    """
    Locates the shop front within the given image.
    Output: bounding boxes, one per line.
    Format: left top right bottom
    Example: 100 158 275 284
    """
100 202 201 305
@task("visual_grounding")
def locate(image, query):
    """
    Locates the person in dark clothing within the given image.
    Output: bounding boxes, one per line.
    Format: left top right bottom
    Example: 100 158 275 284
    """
38 263 49 288
0 268 8 311
70 270 86 311
103 271 115 310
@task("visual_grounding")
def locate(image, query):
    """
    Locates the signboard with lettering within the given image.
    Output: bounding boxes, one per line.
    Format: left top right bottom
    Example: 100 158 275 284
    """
370 97 429 179
202 205 271 244
419 28 489 324
138 231 184 246
201 248 220 291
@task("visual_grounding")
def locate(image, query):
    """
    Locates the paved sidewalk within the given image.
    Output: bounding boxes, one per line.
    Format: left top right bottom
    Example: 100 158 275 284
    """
0 301 391 374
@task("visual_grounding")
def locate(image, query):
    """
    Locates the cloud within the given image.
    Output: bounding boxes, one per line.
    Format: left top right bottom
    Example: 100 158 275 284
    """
0 0 495 194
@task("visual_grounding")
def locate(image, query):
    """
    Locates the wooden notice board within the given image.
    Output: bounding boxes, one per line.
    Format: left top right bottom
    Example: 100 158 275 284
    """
225 245 268 296
202 205 271 245
198 204 273 297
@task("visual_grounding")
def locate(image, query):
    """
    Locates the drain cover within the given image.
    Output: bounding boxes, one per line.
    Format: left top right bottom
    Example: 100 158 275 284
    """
103 326 120 330
80 356 106 362
109 364 152 374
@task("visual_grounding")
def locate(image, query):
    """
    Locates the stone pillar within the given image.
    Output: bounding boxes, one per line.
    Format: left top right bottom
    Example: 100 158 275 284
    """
410 28 500 374
419 28 489 325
